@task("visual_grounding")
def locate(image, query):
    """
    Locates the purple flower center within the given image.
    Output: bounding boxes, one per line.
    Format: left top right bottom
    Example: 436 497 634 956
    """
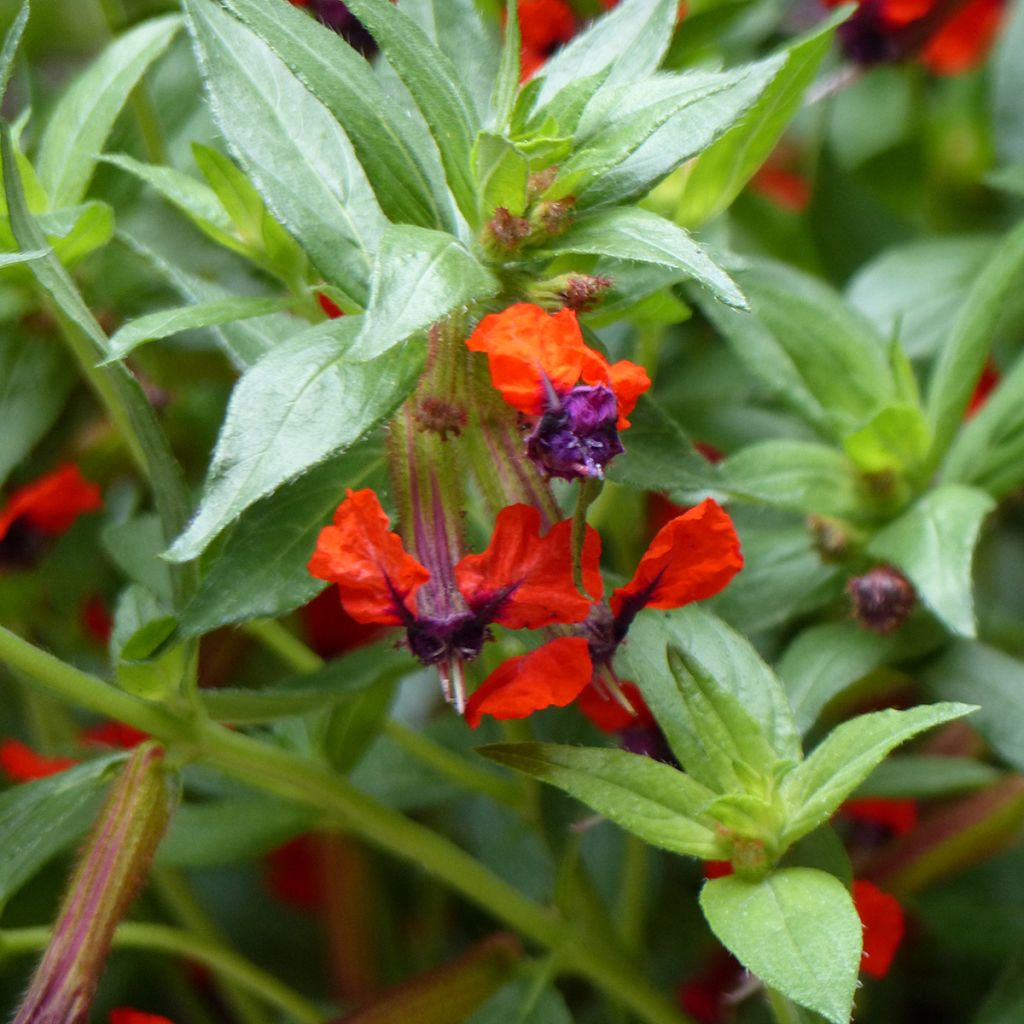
526 383 624 482
837 2 905 64
406 611 488 665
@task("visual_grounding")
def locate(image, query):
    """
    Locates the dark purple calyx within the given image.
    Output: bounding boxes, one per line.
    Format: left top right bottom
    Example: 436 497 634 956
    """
847 565 916 634
620 725 679 767
526 383 623 482
0 518 47 570
310 1 376 55
406 611 488 665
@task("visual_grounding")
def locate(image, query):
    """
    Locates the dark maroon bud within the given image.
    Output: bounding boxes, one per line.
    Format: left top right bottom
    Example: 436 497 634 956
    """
484 207 532 251
848 565 916 634
406 611 487 665
415 397 467 439
558 275 612 313
536 196 575 236
526 383 623 481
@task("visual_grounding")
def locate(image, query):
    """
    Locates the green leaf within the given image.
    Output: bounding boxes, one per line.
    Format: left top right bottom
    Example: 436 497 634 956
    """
167 319 424 561
841 403 931 476
974 947 1024 1024
479 743 721 859
992 0 1024 166
489 0 520 132
847 236 997 361
201 642 409 723
778 623 893 734
926 220 1024 468
535 208 745 309
676 12 840 227
700 868 861 1024
184 0 384 302
0 326 74 487
531 0 678 110
924 640 1024 773
719 440 871 520
353 224 498 361
0 248 46 267
619 607 801 784
474 132 530 218
564 56 782 210
158 798 313 867
0 0 29 104
866 484 995 637
779 702 974 846
220 0 454 230
178 446 385 635
106 296 293 361
341 0 480 224
856 755 1001 799
102 513 175 607
36 15 181 208
468 977 573 1024
0 755 122 907
111 583 182 698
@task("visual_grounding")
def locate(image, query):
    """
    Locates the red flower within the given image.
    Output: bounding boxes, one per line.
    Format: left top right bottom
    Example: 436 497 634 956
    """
577 680 655 733
922 0 1003 73
853 880 905 978
266 835 323 911
842 797 918 836
702 860 734 880
0 464 102 544
515 0 576 80
82 722 150 749
0 739 78 782
110 1010 175 1024
965 357 1000 418
301 585 386 658
317 291 344 319
464 499 742 727
467 303 650 428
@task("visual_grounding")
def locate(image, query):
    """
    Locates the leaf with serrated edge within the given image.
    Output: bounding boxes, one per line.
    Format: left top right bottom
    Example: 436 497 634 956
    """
37 16 180 208
780 702 975 846
481 743 721 858
167 320 424 561
700 868 861 1024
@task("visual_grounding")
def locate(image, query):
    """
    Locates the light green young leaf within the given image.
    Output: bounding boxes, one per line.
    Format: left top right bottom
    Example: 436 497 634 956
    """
924 640 1024 773
178 446 385 635
37 15 180 208
489 0 520 131
0 0 29 104
1 202 115 268
926 220 1024 469
167 319 424 561
353 224 498 361
111 583 182 698
866 484 995 637
0 326 73 487
719 440 871 520
677 11 841 227
105 296 293 361
480 743 722 858
341 0 480 224
700 868 861 1024
474 132 530 217
842 403 931 476
220 0 453 230
102 513 174 607
184 0 384 302
535 207 745 308
779 702 975 846
0 756 122 907
531 0 677 109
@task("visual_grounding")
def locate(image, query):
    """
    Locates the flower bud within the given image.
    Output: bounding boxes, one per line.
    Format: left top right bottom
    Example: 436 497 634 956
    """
847 565 916 634
13 744 172 1024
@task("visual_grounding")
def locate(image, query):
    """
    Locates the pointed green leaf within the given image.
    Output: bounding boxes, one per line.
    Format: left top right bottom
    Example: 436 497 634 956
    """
480 742 721 858
866 484 995 637
106 296 293 361
341 0 480 223
184 0 384 302
536 207 745 308
474 132 530 218
780 702 975 846
0 1 29 103
700 868 861 1024
489 0 520 131
37 15 181 208
842 403 931 476
352 224 498 361
167 319 424 561
220 0 453 230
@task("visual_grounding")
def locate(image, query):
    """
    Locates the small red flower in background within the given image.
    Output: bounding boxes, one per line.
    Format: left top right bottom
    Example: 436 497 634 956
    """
966 358 1000 418
266 835 323 911
301 585 386 659
464 499 743 727
81 596 114 645
515 0 576 80
0 464 102 545
702 860 734 880
676 949 743 1024
317 292 344 319
750 146 811 213
0 740 78 782
842 797 918 836
109 1010 174 1024
82 721 150 750
467 303 650 480
853 880 905 978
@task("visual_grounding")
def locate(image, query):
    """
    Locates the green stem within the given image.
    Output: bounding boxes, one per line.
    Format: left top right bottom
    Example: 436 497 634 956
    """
617 833 649 952
242 619 322 674
0 924 322 1024
572 478 602 594
0 627 689 1024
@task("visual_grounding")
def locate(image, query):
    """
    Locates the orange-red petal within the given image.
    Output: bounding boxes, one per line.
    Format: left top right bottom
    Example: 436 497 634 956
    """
82 722 150 749
853 880 905 978
610 499 743 618
842 797 918 836
604 360 652 428
464 637 593 728
922 0 1003 73
455 504 601 629
518 0 576 52
0 464 102 543
307 489 430 626
577 681 655 733
0 739 78 782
